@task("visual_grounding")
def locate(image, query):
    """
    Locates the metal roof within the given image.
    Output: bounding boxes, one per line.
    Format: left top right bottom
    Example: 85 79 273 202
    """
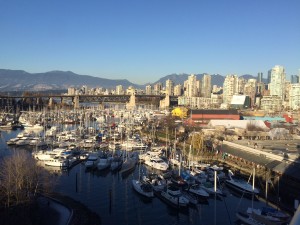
191 109 239 115
223 144 300 180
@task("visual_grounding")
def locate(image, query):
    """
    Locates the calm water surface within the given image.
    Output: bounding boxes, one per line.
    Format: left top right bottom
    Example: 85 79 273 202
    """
0 129 267 225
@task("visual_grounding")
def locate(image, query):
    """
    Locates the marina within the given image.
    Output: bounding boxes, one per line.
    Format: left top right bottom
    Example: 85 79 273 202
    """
0 107 295 225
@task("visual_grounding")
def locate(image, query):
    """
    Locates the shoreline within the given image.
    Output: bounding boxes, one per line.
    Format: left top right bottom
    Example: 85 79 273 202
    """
46 193 102 225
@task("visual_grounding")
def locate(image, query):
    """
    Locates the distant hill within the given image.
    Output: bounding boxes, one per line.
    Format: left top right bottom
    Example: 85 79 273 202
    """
0 69 263 92
152 73 260 86
0 69 142 91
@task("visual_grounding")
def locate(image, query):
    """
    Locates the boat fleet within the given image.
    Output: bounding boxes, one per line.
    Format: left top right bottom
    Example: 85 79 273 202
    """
2 107 291 224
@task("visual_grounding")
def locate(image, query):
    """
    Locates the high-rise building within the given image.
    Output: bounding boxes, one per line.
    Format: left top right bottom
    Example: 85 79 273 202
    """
244 79 257 107
174 84 182 96
223 74 239 104
165 79 174 96
201 73 211 98
153 82 162 95
238 77 246 94
257 72 263 83
289 83 300 110
212 85 222 93
145 85 152 95
116 85 124 95
81 85 88 94
269 65 286 100
67 87 75 95
256 83 265 96
267 69 272 85
291 75 299 84
126 86 136 95
185 74 199 97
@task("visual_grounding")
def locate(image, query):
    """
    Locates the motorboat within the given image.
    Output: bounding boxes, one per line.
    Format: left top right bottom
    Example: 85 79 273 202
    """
200 181 224 196
207 165 226 181
170 157 181 167
15 137 31 146
185 184 209 198
110 155 123 171
170 173 186 186
84 154 99 169
6 138 19 145
33 148 71 161
44 156 69 168
142 173 167 192
24 123 44 130
97 156 112 170
132 179 154 198
122 141 148 151
29 138 47 147
139 150 162 161
144 157 169 171
181 170 196 186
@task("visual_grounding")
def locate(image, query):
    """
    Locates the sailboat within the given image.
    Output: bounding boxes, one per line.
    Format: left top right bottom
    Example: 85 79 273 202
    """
132 162 154 198
235 168 290 225
226 169 260 195
159 184 189 208
120 141 137 175
110 152 123 172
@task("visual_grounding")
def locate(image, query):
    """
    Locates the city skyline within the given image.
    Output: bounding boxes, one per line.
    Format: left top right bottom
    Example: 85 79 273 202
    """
0 0 299 84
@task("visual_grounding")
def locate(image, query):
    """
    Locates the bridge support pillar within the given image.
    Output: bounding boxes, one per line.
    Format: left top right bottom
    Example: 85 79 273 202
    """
160 94 170 109
126 92 136 110
73 95 80 109
48 97 53 108
98 103 104 110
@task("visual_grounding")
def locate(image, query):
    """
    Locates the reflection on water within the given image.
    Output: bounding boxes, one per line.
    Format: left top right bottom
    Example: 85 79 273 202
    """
0 129 268 225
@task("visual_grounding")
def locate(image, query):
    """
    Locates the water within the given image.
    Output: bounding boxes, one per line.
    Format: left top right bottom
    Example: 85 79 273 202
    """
0 129 268 225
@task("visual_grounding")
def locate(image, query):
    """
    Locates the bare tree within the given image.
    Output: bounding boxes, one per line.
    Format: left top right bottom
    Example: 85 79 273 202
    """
246 121 265 131
0 150 55 207
189 132 205 155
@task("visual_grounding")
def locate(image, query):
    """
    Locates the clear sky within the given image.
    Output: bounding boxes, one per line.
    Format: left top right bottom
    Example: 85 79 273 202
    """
0 0 299 84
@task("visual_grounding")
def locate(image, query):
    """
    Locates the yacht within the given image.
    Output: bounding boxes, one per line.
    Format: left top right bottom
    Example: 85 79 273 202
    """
6 138 19 145
33 148 69 161
15 137 31 146
29 138 47 147
144 157 169 171
121 141 147 151
44 156 69 168
25 123 44 130
139 150 162 161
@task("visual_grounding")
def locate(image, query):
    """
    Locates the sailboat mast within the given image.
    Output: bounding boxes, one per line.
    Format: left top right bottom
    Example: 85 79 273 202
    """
252 166 255 192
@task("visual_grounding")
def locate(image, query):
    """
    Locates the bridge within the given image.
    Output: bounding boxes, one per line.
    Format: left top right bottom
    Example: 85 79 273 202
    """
0 93 178 109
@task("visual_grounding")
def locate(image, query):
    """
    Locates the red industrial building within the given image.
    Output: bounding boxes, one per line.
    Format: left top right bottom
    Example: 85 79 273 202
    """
185 109 240 126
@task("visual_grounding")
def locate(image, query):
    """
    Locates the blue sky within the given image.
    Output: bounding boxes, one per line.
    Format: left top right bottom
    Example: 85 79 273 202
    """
0 0 299 84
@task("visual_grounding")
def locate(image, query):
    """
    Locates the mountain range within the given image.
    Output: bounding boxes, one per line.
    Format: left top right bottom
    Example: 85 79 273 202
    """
0 69 262 92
